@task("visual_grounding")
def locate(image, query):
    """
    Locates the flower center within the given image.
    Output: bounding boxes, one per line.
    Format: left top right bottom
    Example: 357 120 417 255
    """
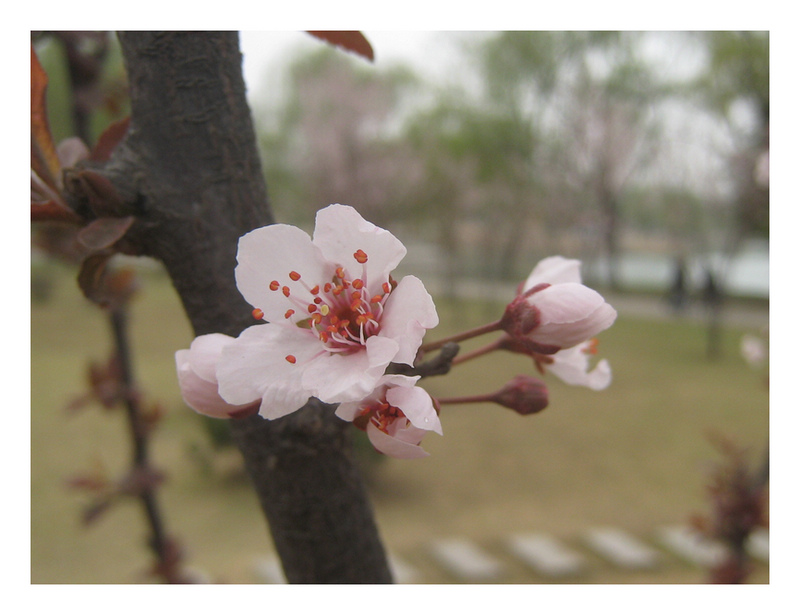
354 400 405 435
261 249 395 361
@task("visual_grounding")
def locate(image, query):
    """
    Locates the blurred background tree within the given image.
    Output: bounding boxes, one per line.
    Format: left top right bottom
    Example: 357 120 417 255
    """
253 31 768 303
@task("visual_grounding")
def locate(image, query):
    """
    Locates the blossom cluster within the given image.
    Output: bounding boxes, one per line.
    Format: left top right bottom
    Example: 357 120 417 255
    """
176 204 616 458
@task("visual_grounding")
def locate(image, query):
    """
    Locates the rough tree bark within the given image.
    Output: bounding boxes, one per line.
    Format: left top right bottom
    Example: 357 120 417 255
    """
93 31 392 583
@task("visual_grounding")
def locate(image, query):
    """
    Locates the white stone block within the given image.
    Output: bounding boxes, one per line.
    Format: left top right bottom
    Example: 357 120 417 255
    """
656 525 726 567
584 527 661 569
747 528 769 562
506 533 586 577
429 537 505 581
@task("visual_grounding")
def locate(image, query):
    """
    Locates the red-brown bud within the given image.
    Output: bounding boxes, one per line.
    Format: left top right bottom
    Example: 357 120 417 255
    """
491 375 549 415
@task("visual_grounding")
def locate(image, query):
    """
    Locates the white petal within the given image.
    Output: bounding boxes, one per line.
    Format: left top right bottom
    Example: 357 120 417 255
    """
547 346 613 390
216 324 319 419
175 345 255 418
312 204 406 295
303 335 400 404
386 384 442 435
379 276 439 365
334 375 418 422
187 333 236 383
235 224 331 323
366 421 430 459
524 256 583 289
531 284 616 348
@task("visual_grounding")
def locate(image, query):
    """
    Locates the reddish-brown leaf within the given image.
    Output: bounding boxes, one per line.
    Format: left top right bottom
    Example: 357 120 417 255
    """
77 216 134 251
30 200 81 224
70 169 125 217
77 252 113 306
307 31 374 62
90 116 131 163
31 45 62 193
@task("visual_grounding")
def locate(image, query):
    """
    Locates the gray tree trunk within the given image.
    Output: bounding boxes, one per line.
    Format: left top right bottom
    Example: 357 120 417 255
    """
98 31 391 583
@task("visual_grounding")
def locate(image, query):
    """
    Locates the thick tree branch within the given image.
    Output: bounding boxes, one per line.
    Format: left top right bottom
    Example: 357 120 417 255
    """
104 31 391 583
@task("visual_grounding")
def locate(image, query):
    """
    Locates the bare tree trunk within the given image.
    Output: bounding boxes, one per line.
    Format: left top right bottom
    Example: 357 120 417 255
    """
97 31 391 583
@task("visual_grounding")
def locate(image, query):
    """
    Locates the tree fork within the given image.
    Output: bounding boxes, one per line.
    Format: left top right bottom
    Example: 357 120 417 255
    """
106 31 392 583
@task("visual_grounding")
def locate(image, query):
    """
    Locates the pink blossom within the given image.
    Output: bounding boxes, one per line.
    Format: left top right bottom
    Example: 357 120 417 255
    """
216 204 439 420
501 256 617 353
335 375 442 459
545 339 612 390
175 333 259 419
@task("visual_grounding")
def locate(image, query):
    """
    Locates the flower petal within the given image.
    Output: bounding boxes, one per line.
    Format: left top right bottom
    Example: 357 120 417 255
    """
175 334 258 418
524 256 583 289
379 275 439 365
303 335 400 404
216 324 319 419
312 204 407 295
186 333 236 383
366 421 430 459
235 224 330 323
334 374 418 422
386 383 442 435
547 345 613 390
531 283 617 348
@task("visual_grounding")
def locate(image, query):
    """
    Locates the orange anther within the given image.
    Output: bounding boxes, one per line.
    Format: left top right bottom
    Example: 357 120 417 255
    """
252 308 265 320
319 331 329 342
351 290 362 300
285 355 297 364
311 313 323 325
354 249 368 264
582 338 599 354
284 309 295 319
382 282 392 294
289 271 301 281
270 280 280 291
310 285 320 295
351 278 364 289
324 282 332 293
282 286 291 297
370 295 383 304
314 296 323 304
351 298 363 311
336 267 346 279
308 303 318 313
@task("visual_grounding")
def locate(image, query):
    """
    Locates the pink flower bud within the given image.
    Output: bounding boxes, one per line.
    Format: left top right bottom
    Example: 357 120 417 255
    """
501 257 616 352
175 334 259 419
491 375 549 415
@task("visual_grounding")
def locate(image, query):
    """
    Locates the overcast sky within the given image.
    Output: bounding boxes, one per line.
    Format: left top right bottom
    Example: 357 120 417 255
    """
239 31 471 104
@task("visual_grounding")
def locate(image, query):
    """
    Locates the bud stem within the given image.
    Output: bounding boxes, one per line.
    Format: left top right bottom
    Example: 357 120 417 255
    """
450 338 503 366
420 320 503 353
436 393 495 406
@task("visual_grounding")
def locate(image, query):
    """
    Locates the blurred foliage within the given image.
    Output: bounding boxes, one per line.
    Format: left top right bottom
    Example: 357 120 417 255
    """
255 31 769 291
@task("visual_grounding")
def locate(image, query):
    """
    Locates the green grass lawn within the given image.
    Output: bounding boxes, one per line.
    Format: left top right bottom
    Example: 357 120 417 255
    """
30 263 769 583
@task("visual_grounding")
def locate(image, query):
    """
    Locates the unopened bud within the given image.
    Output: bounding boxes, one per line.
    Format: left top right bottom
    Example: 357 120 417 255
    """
491 375 549 415
500 280 616 352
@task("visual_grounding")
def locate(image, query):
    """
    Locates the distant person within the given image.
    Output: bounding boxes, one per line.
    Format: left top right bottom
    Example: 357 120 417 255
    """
702 269 723 311
702 268 724 360
666 256 688 314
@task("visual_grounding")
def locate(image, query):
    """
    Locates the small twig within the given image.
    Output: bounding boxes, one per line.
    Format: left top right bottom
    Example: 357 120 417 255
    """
109 305 185 582
388 342 461 378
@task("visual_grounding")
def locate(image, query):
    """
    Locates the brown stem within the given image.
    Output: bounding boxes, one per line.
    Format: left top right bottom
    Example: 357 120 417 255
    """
450 338 503 366
419 320 502 353
109 305 176 579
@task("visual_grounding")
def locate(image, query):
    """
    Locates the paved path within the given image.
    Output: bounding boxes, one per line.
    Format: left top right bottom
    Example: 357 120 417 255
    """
254 526 769 584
